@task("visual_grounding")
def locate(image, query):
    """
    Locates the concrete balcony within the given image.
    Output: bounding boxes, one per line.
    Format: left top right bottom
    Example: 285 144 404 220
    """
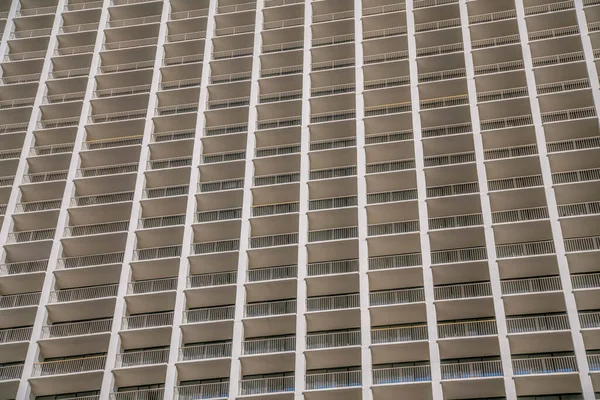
120 311 174 349
40 318 112 341
241 336 295 376
501 276 564 315
245 265 297 303
369 288 426 326
434 282 494 320
110 388 163 400
304 370 361 399
305 330 360 370
440 360 504 399
512 355 580 396
47 284 118 322
6 228 55 244
372 365 432 400
571 272 600 310
437 319 499 358
370 324 429 365
113 348 169 387
64 220 129 238
30 355 107 396
0 363 23 397
506 314 572 354
244 299 295 337
239 376 294 398
0 326 32 361
174 382 229 400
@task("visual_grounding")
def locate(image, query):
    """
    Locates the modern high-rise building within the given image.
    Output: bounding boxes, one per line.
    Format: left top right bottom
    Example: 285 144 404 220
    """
1 0 600 399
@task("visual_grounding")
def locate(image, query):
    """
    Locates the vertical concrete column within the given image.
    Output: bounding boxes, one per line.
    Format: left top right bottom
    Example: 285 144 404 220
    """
227 1 264 397
98 0 172 397
162 0 217 398
574 0 600 117
514 1 595 397
404 2 443 399
457 1 518 397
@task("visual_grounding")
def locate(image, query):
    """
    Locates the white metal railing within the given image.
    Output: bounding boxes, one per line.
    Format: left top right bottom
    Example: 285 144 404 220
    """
6 228 55 243
441 360 503 379
257 116 302 130
0 292 40 309
312 83 356 97
174 382 229 399
0 327 32 344
372 365 431 384
427 182 479 197
429 214 483 230
370 288 425 306
310 165 356 180
210 71 252 83
367 159 415 173
308 195 357 211
305 370 361 390
49 67 90 79
127 277 177 295
251 202 299 217
415 18 461 32
434 282 492 300
363 3 405 16
217 1 256 14
263 17 303 30
580 311 600 329
480 115 534 131
170 8 209 20
431 247 487 265
501 276 562 295
180 342 232 360
307 294 360 312
239 376 294 395
264 0 303 7
147 156 192 170
368 220 420 236
93 84 151 98
261 64 302 77
368 253 422 271
191 239 240 254
419 68 466 83
70 190 133 206
524 0 574 15
417 42 463 57
195 208 242 223
478 87 528 102
542 106 596 124
198 178 244 193
43 92 85 103
155 103 199 116
0 259 48 275
313 33 355 47
4 49 47 62
115 349 169 368
57 252 124 270
110 388 163 400
371 325 428 344
245 299 296 317
262 40 303 53
82 135 143 150
152 129 195 142
88 109 146 123
187 271 237 288
532 51 584 67
506 314 570 334
102 37 157 51
572 272 600 289
10 27 52 39
60 22 99 33
0 73 41 84
76 162 138 178
414 0 458 8
160 77 202 91
99 60 154 74
367 188 418 204
472 33 520 49
64 220 129 237
254 172 300 186
313 10 354 23
215 24 254 36
32 355 107 377
121 312 174 330
208 96 250 109
212 47 253 60
307 259 359 276
0 364 23 381
553 168 600 185
306 330 360 349
312 57 355 71
143 184 188 199
184 305 235 323
496 240 555 258
547 136 600 153
425 151 474 167
438 320 497 338
132 245 182 261
488 174 543 191
247 265 297 282
137 214 185 229
308 226 358 242
258 90 302 104
16 5 57 17
484 144 537 160
205 122 247 136
558 201 600 217
513 355 578 375
243 336 295 354
107 15 161 28
49 284 118 303
492 207 549 224
41 319 112 339
469 9 517 24
55 44 95 56
37 116 80 129
64 1 103 11
22 170 68 184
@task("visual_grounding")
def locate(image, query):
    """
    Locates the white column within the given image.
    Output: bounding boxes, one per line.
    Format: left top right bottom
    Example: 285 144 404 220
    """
514 1 595 397
13 1 110 399
574 0 600 118
228 1 264 397
98 0 172 397
352 1 373 398
404 2 443 399
161 0 217 398
457 1 518 397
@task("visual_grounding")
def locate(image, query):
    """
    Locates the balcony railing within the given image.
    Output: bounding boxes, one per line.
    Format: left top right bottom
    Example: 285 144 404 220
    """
513 355 578 375
308 226 358 242
307 259 359 276
76 162 138 178
188 271 237 288
128 277 177 295
93 84 151 98
239 376 294 396
191 239 240 254
160 77 202 91
414 0 458 8
49 284 118 303
438 320 497 338
184 305 235 323
258 90 302 104
306 370 361 390
64 220 129 237
32 355 107 377
0 326 32 343
147 156 192 170
41 319 112 339
0 292 40 309
15 199 61 213
263 17 303 30
111 388 163 400
213 47 254 60
6 228 55 243
261 65 302 77
311 109 356 123
254 172 299 186
427 182 479 198
506 314 570 334
205 122 247 136
472 34 520 49
368 220 420 236
215 24 254 36
485 144 538 160
55 44 95 56
257 116 301 130
16 6 57 17
132 245 182 261
373 365 431 385
64 1 103 11
553 168 600 185
441 360 502 379
243 336 295 355
155 103 199 116
138 214 185 230
60 22 99 33
210 71 252 84
431 247 487 265
143 184 188 199
71 191 133 207
434 282 492 300
478 87 528 103
152 129 195 142
10 27 52 39
43 92 85 104
492 207 549 224
311 166 356 180
501 276 562 295
88 109 146 124
488 174 543 191
306 330 360 349
107 15 161 28
542 106 596 124
0 364 23 381
199 179 244 193
49 67 90 79
0 73 41 84
217 2 256 14
368 253 422 271
174 382 229 399
370 288 425 306
307 293 359 312
532 51 584 67
247 265 297 282
251 202 299 217
179 342 232 360
313 10 354 23
367 189 418 204
0 259 48 276
572 272 600 289
245 299 296 317
82 135 143 150
195 208 242 223
371 325 428 344
57 252 124 270
170 9 209 20
262 40 303 53
363 3 405 16
524 0 574 15
164 55 204 66
496 240 555 258
312 57 355 71
367 159 415 173
121 312 174 330
469 9 517 24
548 136 600 154
115 348 169 368
309 195 357 211
208 96 250 109
580 311 600 329
99 60 154 74
429 214 482 230
37 116 80 130
102 37 157 51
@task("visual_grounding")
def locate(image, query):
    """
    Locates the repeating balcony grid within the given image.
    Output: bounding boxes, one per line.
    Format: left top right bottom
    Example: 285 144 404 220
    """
0 0 599 399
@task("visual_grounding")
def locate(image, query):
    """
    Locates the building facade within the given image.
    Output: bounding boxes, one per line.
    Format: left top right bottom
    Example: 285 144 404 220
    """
0 0 599 399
